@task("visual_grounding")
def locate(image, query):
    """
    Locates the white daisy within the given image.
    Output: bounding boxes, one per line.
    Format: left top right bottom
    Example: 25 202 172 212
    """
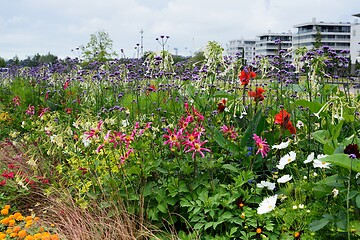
272 139 290 150
277 174 293 183
257 194 278 214
304 152 314 164
277 151 296 169
313 159 331 169
256 181 276 190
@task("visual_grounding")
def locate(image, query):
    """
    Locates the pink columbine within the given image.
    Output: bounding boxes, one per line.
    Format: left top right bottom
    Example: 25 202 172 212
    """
253 134 270 158
185 140 211 158
163 128 183 149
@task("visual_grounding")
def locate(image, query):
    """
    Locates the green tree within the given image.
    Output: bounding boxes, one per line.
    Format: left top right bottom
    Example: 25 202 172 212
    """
81 30 118 62
313 26 322 49
0 57 6 67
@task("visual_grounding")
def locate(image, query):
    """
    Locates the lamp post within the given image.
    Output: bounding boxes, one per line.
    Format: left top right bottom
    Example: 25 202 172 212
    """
140 29 144 57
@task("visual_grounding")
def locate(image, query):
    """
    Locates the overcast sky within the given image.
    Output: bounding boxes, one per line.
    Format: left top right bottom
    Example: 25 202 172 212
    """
1 0 359 60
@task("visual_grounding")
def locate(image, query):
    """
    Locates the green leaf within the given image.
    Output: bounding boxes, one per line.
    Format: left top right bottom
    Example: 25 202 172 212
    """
295 99 322 113
222 164 239 173
311 130 330 145
213 129 239 155
356 194 360 208
213 91 235 100
309 218 330 231
204 222 213 230
157 202 168 213
322 154 360 172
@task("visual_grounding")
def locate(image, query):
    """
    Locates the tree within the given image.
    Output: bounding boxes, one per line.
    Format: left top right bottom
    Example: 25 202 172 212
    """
313 26 322 49
0 57 6 67
81 30 118 62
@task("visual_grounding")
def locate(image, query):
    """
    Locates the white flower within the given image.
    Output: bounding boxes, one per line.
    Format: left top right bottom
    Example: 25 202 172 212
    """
296 120 304 129
304 152 314 163
356 173 360 179
298 204 305 209
303 176 308 180
81 135 91 147
277 174 293 183
313 159 331 169
292 205 298 210
317 154 328 159
272 139 290 150
332 188 339 198
257 195 278 214
277 151 296 169
257 181 276 190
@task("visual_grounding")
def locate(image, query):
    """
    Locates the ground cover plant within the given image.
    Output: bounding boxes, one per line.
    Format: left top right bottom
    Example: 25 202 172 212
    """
0 41 360 239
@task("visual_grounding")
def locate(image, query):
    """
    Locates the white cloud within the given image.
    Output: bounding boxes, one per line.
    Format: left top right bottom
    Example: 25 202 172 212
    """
0 0 359 59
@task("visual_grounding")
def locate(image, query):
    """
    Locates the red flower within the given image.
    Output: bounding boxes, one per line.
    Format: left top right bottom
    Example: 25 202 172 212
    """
238 67 256 85
248 87 265 101
274 110 296 134
0 180 6 186
217 98 227 113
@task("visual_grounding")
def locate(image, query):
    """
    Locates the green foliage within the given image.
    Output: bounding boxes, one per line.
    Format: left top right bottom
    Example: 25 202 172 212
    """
81 30 118 62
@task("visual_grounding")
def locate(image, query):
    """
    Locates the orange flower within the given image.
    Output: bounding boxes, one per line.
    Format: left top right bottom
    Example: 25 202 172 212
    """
13 226 21 233
274 110 296 135
238 67 256 85
0 208 8 215
4 205 10 210
18 229 27 238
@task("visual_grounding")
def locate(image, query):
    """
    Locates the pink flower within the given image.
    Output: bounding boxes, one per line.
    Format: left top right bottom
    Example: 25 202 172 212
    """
185 140 211 158
0 180 6 186
253 134 270 158
38 107 49 118
84 120 103 139
220 125 238 139
120 148 134 164
182 130 201 151
192 106 204 122
12 96 20 106
163 128 183 149
109 131 126 149
25 105 35 115
96 130 111 153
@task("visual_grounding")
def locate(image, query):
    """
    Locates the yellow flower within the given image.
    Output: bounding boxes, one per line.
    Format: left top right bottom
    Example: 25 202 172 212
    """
0 233 6 240
24 235 34 240
8 219 15 226
0 208 9 215
4 205 10 210
10 232 18 237
0 112 9 121
5 228 13 234
0 217 10 224
25 216 33 221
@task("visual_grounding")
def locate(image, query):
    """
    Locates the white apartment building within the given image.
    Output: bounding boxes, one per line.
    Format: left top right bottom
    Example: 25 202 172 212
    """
255 31 293 62
226 38 256 63
293 18 351 54
351 14 360 64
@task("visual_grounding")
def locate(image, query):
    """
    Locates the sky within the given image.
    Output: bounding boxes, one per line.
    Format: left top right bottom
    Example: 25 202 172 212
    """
1 0 360 60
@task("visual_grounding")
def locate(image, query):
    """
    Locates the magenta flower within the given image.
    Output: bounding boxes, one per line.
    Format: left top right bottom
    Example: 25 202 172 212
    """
84 120 103 139
12 96 20 107
163 128 183 149
109 131 126 149
25 105 35 115
220 125 238 139
253 134 270 158
38 107 49 118
120 148 134 164
185 140 211 158
96 130 111 153
182 130 201 151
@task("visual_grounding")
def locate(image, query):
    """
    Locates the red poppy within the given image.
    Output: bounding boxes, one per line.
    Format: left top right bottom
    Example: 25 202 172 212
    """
274 109 296 134
248 87 265 101
238 67 256 85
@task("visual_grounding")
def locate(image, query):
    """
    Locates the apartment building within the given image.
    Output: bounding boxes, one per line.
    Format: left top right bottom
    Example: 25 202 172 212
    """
292 18 351 54
226 38 256 63
255 31 293 62
350 14 360 64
